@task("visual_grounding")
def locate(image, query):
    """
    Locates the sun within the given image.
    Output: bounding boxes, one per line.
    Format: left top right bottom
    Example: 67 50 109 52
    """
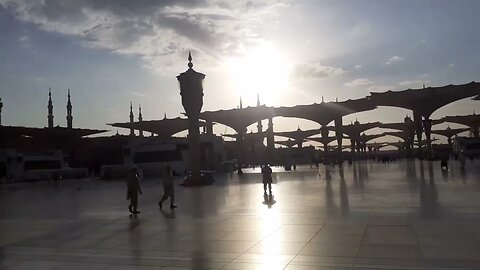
226 43 290 104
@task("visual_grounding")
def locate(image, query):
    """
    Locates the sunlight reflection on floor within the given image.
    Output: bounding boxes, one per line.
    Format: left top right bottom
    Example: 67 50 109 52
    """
257 202 286 268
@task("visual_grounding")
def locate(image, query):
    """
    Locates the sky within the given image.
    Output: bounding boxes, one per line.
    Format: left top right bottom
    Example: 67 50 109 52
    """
0 0 479 145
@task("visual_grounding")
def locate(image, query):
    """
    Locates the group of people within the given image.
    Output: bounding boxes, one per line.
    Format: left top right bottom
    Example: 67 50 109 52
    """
126 163 275 214
126 166 176 214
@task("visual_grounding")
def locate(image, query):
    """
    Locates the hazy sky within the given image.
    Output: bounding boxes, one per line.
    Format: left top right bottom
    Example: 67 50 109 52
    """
0 0 479 143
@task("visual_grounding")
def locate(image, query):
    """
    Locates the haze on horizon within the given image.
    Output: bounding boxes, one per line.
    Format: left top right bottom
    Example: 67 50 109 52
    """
0 0 479 144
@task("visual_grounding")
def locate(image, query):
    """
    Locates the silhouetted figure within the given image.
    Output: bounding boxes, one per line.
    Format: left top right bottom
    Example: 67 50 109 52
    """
52 172 62 184
127 167 142 214
440 155 449 171
159 165 177 209
261 164 273 195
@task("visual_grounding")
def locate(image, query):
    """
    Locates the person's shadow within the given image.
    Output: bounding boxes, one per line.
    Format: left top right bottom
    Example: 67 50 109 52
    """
460 166 467 183
128 213 141 261
263 193 276 208
441 168 449 181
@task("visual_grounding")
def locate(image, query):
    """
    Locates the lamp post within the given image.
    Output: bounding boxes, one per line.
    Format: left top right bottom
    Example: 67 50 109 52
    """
177 52 205 183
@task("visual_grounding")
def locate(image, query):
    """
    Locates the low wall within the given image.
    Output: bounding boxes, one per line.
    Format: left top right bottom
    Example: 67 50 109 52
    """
21 168 89 182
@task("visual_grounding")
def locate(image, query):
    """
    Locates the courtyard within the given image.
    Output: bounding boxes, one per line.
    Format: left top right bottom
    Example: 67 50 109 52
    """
1 160 480 269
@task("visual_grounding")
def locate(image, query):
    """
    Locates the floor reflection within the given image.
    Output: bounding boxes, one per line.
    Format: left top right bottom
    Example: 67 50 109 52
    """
253 207 290 269
353 162 358 187
359 162 369 184
192 216 207 270
441 167 449 181
323 165 332 180
406 159 418 191
4 161 480 269
262 193 276 208
352 162 365 189
460 166 467 183
339 165 350 216
192 190 204 218
128 213 141 261
419 161 440 218
190 251 208 270
325 175 336 216
160 208 177 248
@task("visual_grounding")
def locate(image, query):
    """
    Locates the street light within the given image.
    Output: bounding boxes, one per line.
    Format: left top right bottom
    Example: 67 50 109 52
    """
177 52 205 183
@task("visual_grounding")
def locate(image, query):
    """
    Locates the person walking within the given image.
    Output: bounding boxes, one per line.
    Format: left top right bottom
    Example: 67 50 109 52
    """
127 167 142 214
261 164 273 195
159 165 177 209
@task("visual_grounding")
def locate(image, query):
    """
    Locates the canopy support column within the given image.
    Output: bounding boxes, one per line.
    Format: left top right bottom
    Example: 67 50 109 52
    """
335 116 343 155
267 117 274 164
422 118 433 158
413 111 423 156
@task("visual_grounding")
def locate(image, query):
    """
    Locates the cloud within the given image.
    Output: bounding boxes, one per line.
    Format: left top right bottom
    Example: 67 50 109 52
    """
354 64 362 69
398 80 430 87
344 78 394 92
19 35 29 42
130 91 146 97
448 63 455 68
19 34 31 48
369 84 394 92
293 62 345 80
385 56 405 65
344 78 374 88
0 0 289 73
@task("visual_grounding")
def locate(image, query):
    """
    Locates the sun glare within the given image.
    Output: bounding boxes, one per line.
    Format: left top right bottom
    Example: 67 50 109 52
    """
227 43 290 104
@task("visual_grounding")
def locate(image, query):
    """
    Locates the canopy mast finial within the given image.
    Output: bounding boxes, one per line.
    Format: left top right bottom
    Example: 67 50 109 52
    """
188 51 193 69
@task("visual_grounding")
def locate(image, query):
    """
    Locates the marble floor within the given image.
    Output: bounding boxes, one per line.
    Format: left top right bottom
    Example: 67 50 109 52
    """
1 159 480 269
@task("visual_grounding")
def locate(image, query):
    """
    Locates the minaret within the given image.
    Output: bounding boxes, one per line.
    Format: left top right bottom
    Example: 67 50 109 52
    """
66 89 73 128
239 96 243 109
48 88 54 128
256 93 262 133
138 105 143 137
129 102 134 136
0 97 3 126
